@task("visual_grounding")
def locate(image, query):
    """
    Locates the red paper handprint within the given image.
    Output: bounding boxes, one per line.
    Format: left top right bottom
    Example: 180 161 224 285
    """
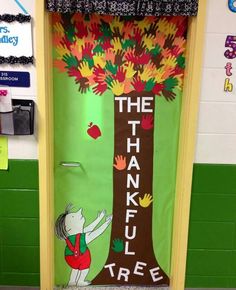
93 83 107 95
115 67 126 82
75 21 88 38
139 52 151 65
82 43 94 58
141 114 154 130
89 23 103 39
101 40 113 51
131 76 146 92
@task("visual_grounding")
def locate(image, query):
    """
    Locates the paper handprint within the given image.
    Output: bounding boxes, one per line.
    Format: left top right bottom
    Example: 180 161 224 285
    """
112 239 124 253
113 155 126 171
139 194 154 208
141 114 154 130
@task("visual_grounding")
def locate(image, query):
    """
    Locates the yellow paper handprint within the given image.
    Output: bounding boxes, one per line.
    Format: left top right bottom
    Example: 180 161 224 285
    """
125 62 136 79
139 67 154 82
139 194 153 208
110 17 123 34
137 18 150 31
94 53 106 68
143 35 155 50
165 22 178 36
56 44 70 58
79 61 93 78
174 75 183 90
111 37 122 52
161 55 177 68
157 18 169 34
53 22 64 36
75 37 85 51
110 80 125 96
154 67 166 83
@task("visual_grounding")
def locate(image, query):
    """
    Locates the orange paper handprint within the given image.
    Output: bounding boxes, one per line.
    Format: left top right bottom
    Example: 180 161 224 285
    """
139 194 153 208
113 155 126 171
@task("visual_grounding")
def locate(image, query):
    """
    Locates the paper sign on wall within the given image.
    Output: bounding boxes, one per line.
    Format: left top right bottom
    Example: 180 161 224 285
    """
0 20 32 57
0 71 30 87
0 14 33 64
0 136 8 170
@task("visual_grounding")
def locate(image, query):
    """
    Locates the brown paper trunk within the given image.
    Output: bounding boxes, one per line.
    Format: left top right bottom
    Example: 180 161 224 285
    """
93 92 169 286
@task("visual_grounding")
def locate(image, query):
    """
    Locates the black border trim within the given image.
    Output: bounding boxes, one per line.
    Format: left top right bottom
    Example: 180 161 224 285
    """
0 14 31 23
0 56 34 65
46 0 198 16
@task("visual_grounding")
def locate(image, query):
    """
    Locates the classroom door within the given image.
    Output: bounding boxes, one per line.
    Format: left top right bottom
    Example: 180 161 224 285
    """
52 13 187 287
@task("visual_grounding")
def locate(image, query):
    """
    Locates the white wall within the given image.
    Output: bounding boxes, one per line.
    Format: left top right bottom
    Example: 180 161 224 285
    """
195 0 236 164
0 1 38 159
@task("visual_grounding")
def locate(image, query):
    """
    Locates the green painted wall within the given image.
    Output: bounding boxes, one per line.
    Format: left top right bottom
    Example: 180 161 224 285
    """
186 164 236 288
0 160 40 286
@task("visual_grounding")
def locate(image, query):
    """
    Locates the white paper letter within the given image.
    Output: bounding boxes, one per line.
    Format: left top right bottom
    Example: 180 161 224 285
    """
127 97 141 113
125 209 137 223
127 174 140 189
127 156 140 171
125 241 135 255
126 192 139 206
150 267 163 282
104 263 116 277
142 97 153 113
125 225 137 240
128 120 140 136
127 138 140 153
134 261 147 276
117 267 130 282
115 97 127 113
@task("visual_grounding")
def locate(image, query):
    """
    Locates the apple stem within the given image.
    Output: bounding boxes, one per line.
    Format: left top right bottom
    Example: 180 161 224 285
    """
89 122 93 127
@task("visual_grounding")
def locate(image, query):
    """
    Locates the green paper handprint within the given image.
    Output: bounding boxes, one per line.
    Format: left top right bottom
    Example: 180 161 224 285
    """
93 45 104 54
105 61 118 75
63 53 78 68
112 238 124 253
145 78 156 92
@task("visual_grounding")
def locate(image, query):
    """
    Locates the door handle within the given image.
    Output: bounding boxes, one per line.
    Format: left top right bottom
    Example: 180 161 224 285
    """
60 161 81 168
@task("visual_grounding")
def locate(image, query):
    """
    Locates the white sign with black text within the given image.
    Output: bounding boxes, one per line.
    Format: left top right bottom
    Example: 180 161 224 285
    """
0 20 32 57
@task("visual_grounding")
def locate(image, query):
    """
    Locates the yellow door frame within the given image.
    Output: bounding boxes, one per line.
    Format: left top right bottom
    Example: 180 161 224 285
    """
36 0 207 289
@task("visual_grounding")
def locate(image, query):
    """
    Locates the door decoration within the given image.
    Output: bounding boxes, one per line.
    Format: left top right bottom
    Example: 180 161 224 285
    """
0 14 33 65
53 14 187 287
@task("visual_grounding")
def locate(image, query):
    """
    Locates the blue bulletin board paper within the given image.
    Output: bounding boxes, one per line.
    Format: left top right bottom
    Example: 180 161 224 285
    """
0 71 30 88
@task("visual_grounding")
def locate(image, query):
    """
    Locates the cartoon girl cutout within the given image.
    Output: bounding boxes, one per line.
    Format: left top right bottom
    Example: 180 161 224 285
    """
55 205 112 287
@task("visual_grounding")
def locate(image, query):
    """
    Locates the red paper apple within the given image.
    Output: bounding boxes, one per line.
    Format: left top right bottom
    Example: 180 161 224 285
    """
87 122 102 139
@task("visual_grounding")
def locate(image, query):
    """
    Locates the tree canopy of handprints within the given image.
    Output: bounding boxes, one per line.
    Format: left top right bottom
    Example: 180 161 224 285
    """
53 14 187 100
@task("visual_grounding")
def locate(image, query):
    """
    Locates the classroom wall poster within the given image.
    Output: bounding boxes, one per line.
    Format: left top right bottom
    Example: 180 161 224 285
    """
0 14 33 64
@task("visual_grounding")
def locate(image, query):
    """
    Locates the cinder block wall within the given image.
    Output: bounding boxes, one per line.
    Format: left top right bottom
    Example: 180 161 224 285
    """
0 160 40 286
185 164 236 288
